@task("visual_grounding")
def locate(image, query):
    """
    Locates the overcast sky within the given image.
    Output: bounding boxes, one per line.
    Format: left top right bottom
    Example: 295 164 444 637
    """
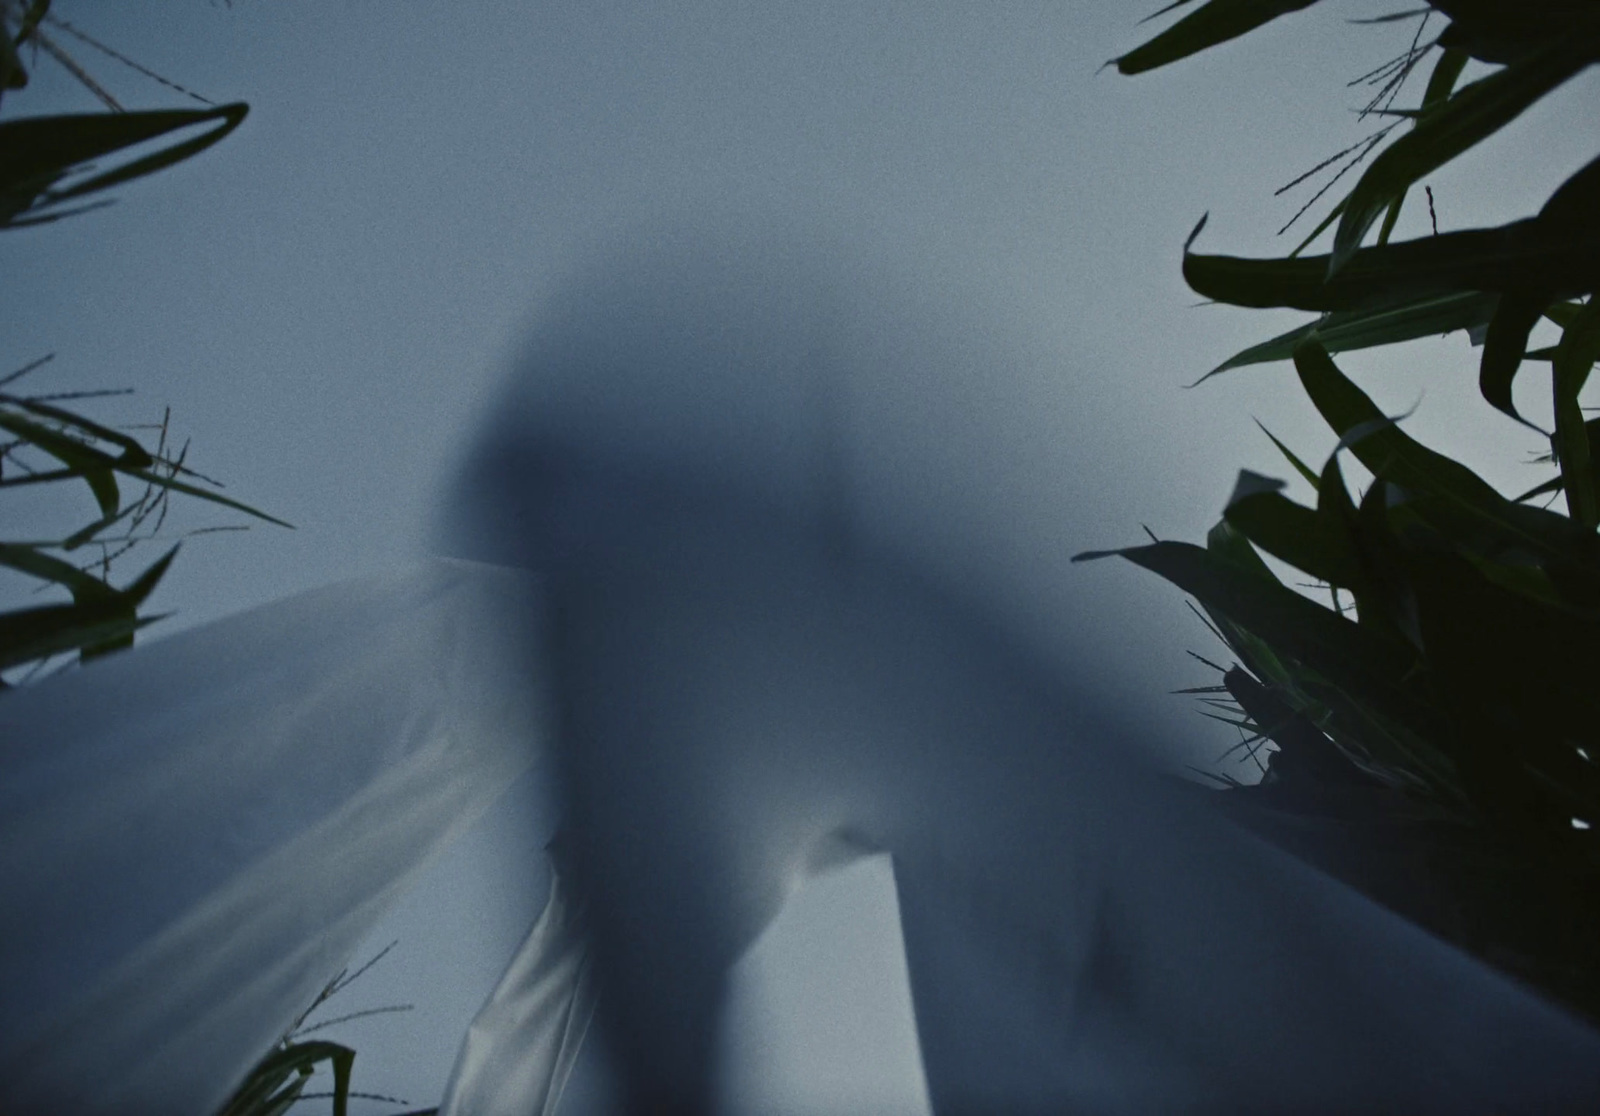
6 3 1598 1112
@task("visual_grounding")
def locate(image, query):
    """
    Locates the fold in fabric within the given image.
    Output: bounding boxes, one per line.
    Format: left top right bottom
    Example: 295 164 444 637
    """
0 560 544 1116
438 847 597 1116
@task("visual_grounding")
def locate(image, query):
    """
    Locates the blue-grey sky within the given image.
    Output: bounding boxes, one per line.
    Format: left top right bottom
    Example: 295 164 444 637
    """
5 3 1598 1111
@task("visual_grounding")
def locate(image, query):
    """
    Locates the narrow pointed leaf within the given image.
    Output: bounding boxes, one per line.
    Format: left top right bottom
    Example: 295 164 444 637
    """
1294 341 1600 577
119 465 292 527
0 407 291 526
1256 419 1321 490
1074 538 1425 718
1113 0 1320 75
0 103 248 228
120 543 180 606
1205 516 1278 583
0 603 160 670
0 542 112 603
0 410 119 515
1187 217 1598 313
1553 301 1600 530
1197 291 1500 380
1331 45 1592 272
1224 483 1364 587
1478 290 1551 425
1421 46 1471 109
60 501 139 550
0 391 154 467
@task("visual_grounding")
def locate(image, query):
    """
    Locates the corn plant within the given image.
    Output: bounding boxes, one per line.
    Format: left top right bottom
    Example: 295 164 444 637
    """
0 1 271 684
1083 1 1600 1018
217 943 433 1116
0 355 288 684
1 12 430 1112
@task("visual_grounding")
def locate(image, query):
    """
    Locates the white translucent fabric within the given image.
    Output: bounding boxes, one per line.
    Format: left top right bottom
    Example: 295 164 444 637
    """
0 561 544 1116
439 856 596 1116
6 216 1600 1116
441 501 1600 1113
433 217 1600 1112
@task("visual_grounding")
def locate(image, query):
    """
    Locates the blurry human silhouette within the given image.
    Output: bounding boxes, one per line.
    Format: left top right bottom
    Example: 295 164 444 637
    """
5 213 1599 1115
442 215 1600 1113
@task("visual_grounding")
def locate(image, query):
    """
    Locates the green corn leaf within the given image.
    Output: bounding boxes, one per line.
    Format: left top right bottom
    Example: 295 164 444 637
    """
119 543 179 606
0 603 162 670
1186 218 1598 313
0 391 155 467
1477 290 1552 427
1293 341 1600 582
1195 291 1500 381
0 544 178 669
1255 419 1321 491
1433 0 1600 64
219 1041 357 1116
0 102 248 228
254 1072 310 1116
118 465 292 527
0 409 119 516
1204 515 1278 583
1513 473 1564 504
1421 45 1472 108
1222 469 1363 588
1073 538 1424 718
0 406 291 527
60 501 139 550
1552 301 1600 530
0 541 114 603
1113 0 1321 76
1192 148 1600 314
1375 191 1405 247
1539 150 1600 239
1546 300 1589 328
1295 339 1512 506
1330 45 1592 273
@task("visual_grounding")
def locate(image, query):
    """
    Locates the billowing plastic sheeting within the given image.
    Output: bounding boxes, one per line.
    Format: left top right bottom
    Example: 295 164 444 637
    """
0 560 544 1116
6 211 1600 1115
438 216 1600 1112
438 853 596 1116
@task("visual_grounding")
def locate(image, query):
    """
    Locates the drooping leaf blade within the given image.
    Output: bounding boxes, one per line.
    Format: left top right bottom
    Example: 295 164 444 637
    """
1255 419 1321 491
0 102 247 228
1223 480 1364 588
1113 0 1321 75
1330 45 1592 272
1186 217 1598 312
1073 538 1425 723
1196 290 1500 381
1293 341 1600 583
1552 301 1600 530
1477 290 1551 426
0 541 114 603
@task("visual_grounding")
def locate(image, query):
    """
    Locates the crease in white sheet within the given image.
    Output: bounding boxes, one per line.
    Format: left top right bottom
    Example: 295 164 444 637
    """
0 560 544 1116
439 850 597 1116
